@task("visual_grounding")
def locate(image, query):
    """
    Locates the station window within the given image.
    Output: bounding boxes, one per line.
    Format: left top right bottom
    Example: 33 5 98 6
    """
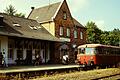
63 12 67 20
17 49 23 60
80 32 83 39
8 49 14 59
60 26 64 36
67 28 70 37
8 39 14 59
74 30 77 38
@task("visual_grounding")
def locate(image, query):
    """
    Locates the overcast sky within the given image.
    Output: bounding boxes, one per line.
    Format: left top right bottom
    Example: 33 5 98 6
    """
0 0 120 31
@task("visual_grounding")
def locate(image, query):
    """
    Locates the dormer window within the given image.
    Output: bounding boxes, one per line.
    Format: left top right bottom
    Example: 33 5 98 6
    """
63 12 67 20
29 25 38 30
29 26 34 29
13 23 21 27
37 26 42 29
33 27 37 30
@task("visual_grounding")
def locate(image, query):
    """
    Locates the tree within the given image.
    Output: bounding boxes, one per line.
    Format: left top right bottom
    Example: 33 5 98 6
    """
85 21 102 43
4 5 17 16
100 31 111 45
110 29 120 46
15 13 25 18
86 21 120 46
4 5 25 18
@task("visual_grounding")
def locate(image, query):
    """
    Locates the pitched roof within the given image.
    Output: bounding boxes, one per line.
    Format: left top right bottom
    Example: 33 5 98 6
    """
73 18 86 28
28 2 61 23
28 1 85 28
0 13 61 42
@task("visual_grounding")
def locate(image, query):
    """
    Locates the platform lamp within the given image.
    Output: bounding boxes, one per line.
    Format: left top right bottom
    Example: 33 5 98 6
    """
72 43 77 63
72 44 76 49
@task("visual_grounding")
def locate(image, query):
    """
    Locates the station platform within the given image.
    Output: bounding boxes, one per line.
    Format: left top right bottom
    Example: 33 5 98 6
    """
0 64 84 74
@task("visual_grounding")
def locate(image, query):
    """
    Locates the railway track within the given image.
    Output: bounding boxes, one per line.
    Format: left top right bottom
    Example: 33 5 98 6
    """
30 68 120 80
93 73 120 80
0 65 120 80
103 74 120 79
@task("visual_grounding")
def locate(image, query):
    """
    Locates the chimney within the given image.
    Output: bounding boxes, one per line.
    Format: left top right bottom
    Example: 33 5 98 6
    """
31 7 35 10
0 15 4 27
27 7 35 18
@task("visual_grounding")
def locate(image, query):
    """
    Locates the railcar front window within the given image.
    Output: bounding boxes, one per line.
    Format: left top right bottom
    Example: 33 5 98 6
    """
79 48 85 54
85 48 95 54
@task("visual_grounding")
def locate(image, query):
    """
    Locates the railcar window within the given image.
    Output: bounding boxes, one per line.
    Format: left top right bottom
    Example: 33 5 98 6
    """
85 48 95 54
95 48 99 54
97 48 104 54
79 48 85 54
113 48 119 54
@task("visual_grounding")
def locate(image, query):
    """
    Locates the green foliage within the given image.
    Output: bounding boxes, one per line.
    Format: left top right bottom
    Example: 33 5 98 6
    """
85 21 102 44
4 5 17 16
86 21 120 46
4 5 25 18
15 13 25 18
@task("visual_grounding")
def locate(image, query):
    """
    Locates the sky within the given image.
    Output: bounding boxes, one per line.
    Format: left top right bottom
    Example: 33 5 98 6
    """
0 0 120 31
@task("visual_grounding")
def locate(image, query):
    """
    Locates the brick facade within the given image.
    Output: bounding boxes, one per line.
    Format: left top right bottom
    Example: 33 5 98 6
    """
54 0 86 63
28 0 87 64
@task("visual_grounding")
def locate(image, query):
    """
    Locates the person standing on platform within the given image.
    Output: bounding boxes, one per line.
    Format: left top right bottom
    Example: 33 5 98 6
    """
2 49 8 67
62 54 69 65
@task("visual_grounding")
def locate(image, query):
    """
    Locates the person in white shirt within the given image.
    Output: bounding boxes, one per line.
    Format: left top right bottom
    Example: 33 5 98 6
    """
62 54 69 64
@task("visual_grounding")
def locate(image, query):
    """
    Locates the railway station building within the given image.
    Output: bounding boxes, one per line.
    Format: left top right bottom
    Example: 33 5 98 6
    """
28 0 86 63
0 0 86 66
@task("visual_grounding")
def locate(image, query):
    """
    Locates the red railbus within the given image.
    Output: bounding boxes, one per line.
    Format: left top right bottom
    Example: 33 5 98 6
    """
77 44 120 67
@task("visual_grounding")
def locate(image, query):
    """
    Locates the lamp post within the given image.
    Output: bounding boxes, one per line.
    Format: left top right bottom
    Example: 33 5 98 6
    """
72 44 77 49
72 44 77 63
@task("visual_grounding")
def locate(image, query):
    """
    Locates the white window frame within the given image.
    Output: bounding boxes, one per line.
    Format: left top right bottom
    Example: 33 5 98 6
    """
63 12 67 20
67 28 70 37
60 27 64 36
74 30 77 38
80 32 83 39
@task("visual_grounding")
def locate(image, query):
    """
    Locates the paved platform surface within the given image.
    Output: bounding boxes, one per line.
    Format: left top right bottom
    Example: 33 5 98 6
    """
0 64 83 73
